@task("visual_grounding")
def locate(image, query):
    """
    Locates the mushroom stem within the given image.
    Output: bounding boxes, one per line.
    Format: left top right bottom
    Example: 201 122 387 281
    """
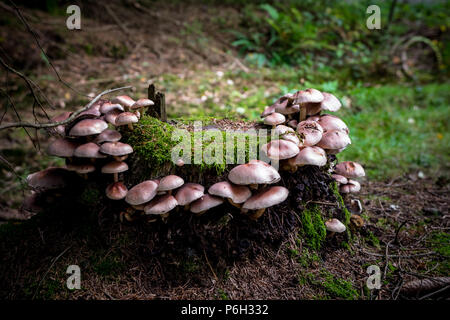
227 198 242 209
113 172 119 183
249 184 258 190
127 123 134 130
184 204 190 211
250 208 266 220
299 105 307 121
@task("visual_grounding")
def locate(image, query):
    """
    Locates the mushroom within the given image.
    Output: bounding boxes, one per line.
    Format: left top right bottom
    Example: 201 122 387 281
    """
273 125 300 146
331 174 348 185
325 218 346 233
47 138 79 162
263 112 286 128
105 181 128 200
112 95 135 111
101 161 129 182
190 194 224 216
228 160 280 189
144 194 178 219
174 183 204 210
94 129 122 144
65 163 96 179
50 111 72 136
115 112 139 130
242 186 289 220
261 105 276 118
297 120 324 147
26 167 77 192
339 179 361 194
292 89 324 121
68 119 108 137
130 98 154 117
317 114 349 133
175 159 185 167
99 142 133 161
157 175 184 195
261 139 300 161
287 119 298 129
125 180 159 206
320 92 342 112
73 142 107 161
284 146 327 172
316 130 351 152
334 161 365 179
104 109 123 125
99 102 124 114
208 181 251 208
78 104 101 118
274 99 300 115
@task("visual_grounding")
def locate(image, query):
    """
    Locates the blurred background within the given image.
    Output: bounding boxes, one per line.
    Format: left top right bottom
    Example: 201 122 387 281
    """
0 0 449 208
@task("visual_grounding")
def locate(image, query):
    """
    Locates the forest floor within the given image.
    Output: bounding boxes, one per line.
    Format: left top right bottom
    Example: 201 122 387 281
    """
0 1 449 300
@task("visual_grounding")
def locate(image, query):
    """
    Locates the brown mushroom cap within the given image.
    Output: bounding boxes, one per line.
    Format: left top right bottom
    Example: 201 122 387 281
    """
275 100 300 115
125 180 159 205
78 104 101 118
325 218 346 233
51 111 72 135
317 114 349 133
316 130 351 150
339 179 361 193
174 183 205 206
261 105 276 118
287 119 298 129
104 109 122 125
94 129 122 144
47 138 79 158
66 163 96 174
208 181 252 204
74 142 107 158
228 161 280 186
320 92 342 112
100 142 133 156
112 95 135 108
100 102 124 114
297 120 324 147
293 88 324 104
290 146 327 167
69 119 108 137
101 161 129 174
144 194 178 215
130 98 154 110
331 174 348 185
261 139 300 160
263 112 286 126
106 182 128 200
26 167 76 191
190 194 224 214
115 112 139 126
157 175 184 192
335 161 365 179
242 186 289 210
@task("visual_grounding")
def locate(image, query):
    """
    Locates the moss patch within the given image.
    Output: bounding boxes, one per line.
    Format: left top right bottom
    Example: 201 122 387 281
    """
299 205 326 251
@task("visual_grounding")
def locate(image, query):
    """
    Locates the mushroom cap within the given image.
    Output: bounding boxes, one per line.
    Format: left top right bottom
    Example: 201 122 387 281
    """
66 163 96 174
125 180 159 205
208 181 252 204
325 218 346 233
144 194 178 215
335 161 365 179
106 182 128 200
51 111 72 135
228 161 280 186
100 102 124 114
190 194 224 214
274 125 295 135
26 167 76 191
100 142 133 156
74 142 106 158
291 146 327 167
104 109 122 125
339 179 361 193
130 98 154 110
47 138 79 158
112 95 135 108
274 125 300 145
280 133 300 146
263 112 286 126
101 161 129 174
174 183 205 206
331 174 348 185
275 100 300 115
157 175 185 192
261 139 299 160
287 119 298 129
293 88 324 104
305 102 322 116
94 129 122 144
115 112 139 126
69 119 108 136
297 120 324 147
78 104 101 118
320 92 342 112
261 105 276 118
317 114 348 133
316 130 351 150
242 186 289 210
307 115 321 122
326 147 347 155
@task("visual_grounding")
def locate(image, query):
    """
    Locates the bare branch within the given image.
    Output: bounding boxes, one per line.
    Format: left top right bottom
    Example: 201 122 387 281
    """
0 86 132 131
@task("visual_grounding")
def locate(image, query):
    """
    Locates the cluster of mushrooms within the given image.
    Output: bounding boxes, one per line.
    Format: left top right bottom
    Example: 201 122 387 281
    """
26 88 366 235
260 88 366 234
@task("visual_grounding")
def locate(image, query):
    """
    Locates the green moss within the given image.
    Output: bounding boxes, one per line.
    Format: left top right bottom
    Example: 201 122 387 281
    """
299 205 326 251
319 270 359 300
364 230 381 248
217 289 230 300
330 181 351 226
428 231 450 275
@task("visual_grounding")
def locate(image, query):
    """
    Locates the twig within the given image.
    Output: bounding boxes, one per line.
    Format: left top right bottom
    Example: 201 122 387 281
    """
418 285 450 300
0 86 132 130
203 248 218 282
